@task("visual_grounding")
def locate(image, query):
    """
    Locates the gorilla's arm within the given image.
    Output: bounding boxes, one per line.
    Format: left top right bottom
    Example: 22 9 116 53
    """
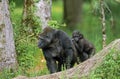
78 40 84 52
43 50 57 73
56 30 74 69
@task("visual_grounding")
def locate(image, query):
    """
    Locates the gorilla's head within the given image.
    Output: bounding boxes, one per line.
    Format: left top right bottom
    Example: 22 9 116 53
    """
38 27 56 48
72 30 83 42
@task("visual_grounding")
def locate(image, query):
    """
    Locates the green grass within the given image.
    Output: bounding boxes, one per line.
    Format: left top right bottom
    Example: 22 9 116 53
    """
9 1 48 77
52 0 63 22
89 49 120 79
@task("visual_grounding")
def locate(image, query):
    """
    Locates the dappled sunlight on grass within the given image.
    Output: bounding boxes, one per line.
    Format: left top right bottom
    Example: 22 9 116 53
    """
14 8 22 14
33 50 47 72
25 50 49 76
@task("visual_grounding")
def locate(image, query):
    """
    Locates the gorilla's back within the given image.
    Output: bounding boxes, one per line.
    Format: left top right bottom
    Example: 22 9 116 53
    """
56 30 73 49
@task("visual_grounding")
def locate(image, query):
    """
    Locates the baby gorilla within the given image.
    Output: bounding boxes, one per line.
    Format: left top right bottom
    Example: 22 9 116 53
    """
38 27 77 73
72 30 95 62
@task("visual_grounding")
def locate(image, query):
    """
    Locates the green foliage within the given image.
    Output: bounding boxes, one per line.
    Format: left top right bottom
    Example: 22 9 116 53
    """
13 16 41 76
9 0 23 7
92 0 113 18
89 49 120 79
48 20 66 29
10 0 16 12
16 36 38 69
10 1 42 73
9 1 43 77
34 0 40 3
52 0 63 22
0 68 23 79
0 69 15 79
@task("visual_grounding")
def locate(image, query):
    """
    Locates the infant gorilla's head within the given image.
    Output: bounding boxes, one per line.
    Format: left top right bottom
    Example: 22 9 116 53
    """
72 30 83 42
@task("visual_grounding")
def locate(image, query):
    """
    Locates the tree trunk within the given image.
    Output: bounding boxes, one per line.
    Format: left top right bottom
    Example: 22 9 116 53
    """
0 0 17 71
35 0 52 30
22 0 34 33
63 0 82 29
100 0 107 48
13 39 120 79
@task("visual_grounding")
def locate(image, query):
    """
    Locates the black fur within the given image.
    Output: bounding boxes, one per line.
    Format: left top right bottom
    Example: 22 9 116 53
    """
72 30 95 62
38 27 77 73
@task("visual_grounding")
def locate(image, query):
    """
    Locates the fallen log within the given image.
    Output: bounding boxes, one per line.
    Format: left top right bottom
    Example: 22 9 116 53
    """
13 39 120 79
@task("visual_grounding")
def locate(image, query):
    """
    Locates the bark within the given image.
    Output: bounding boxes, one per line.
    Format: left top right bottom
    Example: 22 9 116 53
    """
35 0 52 30
22 0 52 30
63 0 82 29
0 0 17 71
13 39 120 79
22 0 34 31
100 0 107 48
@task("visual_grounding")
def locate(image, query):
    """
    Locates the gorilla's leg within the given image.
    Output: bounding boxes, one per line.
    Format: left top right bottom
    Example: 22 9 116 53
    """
80 52 88 62
83 52 89 59
57 63 62 71
43 50 57 73
65 48 74 69
46 59 57 73
57 58 63 72
70 59 76 68
88 48 95 58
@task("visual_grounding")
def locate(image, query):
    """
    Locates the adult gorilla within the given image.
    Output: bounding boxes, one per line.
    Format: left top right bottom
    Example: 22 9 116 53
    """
38 27 77 73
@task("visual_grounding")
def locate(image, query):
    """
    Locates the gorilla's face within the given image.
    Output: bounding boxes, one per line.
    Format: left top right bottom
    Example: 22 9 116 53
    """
38 35 50 48
38 27 56 48
72 30 83 42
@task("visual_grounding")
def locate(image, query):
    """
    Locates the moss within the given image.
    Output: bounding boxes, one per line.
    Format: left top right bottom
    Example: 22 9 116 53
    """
0 24 5 31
